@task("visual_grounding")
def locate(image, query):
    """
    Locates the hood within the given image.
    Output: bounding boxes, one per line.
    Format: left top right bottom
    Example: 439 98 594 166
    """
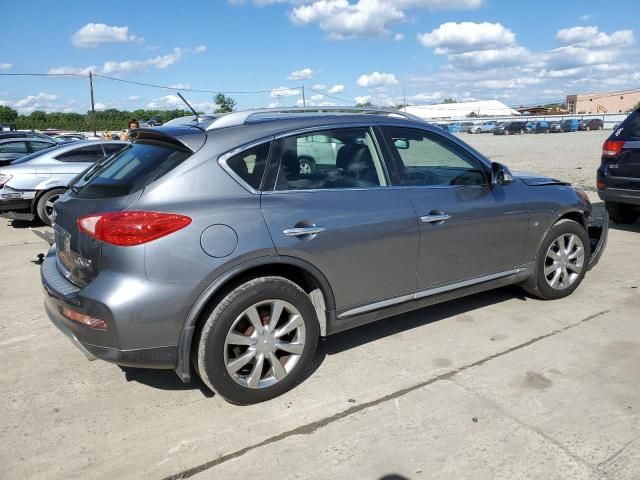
511 170 570 186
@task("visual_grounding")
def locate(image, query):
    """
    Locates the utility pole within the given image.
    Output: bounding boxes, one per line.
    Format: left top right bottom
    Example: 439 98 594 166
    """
403 87 407 112
89 71 97 137
301 85 306 107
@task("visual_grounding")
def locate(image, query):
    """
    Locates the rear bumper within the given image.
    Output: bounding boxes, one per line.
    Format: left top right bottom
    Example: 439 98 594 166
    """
41 248 178 369
598 187 640 206
0 197 34 220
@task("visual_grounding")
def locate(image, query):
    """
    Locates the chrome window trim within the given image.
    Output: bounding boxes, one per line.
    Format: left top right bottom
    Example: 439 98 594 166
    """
217 136 275 195
338 268 523 319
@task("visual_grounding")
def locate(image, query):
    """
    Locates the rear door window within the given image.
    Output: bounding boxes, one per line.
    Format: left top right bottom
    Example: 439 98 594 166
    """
30 141 55 152
73 140 191 198
224 142 270 190
56 145 106 163
0 141 28 153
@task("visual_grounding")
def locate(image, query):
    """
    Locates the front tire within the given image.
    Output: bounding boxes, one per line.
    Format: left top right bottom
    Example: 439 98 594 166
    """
36 188 67 225
197 277 319 404
606 201 640 224
524 219 590 300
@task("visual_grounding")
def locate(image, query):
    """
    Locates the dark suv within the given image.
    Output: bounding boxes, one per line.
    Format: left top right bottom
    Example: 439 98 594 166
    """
41 107 608 404
597 109 640 223
492 121 528 135
580 119 604 131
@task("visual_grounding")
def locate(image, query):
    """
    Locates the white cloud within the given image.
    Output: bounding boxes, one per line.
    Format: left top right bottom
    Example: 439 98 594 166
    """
288 0 482 39
354 95 372 104
146 94 213 111
328 84 345 94
128 95 141 101
0 63 12 71
408 91 443 103
288 67 314 80
1 92 74 114
169 83 192 89
357 71 398 88
310 94 324 101
556 26 634 48
71 23 142 48
418 22 516 54
270 86 300 98
312 83 327 90
191 45 207 53
94 102 108 111
394 33 405 41
48 46 205 77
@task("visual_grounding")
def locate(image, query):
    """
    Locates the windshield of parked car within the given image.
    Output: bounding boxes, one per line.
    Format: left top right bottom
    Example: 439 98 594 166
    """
72 140 191 198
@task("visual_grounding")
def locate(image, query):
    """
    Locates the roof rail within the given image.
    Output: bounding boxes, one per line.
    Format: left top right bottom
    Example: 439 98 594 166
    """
205 106 425 131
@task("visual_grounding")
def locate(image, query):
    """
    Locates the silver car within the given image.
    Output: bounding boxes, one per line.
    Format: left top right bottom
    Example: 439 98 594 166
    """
0 140 127 224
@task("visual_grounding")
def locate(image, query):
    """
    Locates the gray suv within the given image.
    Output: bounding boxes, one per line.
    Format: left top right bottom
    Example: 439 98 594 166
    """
41 108 608 404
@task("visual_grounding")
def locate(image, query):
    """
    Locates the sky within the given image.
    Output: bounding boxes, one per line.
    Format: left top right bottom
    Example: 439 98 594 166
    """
1 0 639 115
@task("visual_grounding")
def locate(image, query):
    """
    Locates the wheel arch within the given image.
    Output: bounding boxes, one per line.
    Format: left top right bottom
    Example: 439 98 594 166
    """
32 186 69 214
175 256 336 382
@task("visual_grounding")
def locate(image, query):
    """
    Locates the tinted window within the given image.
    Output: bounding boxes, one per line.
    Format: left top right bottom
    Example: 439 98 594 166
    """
30 141 55 152
388 127 487 187
618 111 640 139
0 141 28 153
225 142 270 190
56 145 106 163
11 146 59 164
102 143 127 156
74 140 191 198
274 128 388 191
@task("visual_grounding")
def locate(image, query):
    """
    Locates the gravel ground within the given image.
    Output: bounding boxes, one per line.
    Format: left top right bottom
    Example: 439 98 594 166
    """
457 130 609 191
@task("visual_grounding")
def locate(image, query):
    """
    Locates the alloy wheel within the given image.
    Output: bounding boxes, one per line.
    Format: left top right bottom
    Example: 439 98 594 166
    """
45 194 63 221
224 300 306 389
543 233 585 290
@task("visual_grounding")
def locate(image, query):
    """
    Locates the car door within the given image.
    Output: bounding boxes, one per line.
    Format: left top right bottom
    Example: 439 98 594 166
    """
259 126 419 315
382 125 530 292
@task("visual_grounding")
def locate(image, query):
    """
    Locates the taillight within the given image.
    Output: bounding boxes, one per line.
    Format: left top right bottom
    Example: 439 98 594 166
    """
0 174 12 188
597 180 606 190
77 211 191 247
602 140 624 157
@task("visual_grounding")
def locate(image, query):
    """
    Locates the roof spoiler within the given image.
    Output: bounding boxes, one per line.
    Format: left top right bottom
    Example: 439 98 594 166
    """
129 126 206 152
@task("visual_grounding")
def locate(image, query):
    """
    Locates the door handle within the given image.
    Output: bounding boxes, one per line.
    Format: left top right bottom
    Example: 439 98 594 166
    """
420 213 451 224
283 226 326 237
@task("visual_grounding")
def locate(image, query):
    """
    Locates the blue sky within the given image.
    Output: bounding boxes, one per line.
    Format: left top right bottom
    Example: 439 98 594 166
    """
1 0 638 114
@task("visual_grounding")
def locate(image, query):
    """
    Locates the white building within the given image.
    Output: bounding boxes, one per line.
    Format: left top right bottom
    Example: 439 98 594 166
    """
405 100 520 120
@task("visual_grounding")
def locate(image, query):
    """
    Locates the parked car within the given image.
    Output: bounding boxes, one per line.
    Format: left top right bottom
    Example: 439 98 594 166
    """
549 121 564 133
492 121 528 135
0 130 56 141
0 141 127 224
561 119 580 132
579 118 604 131
467 121 497 134
40 107 608 404
433 123 449 132
597 108 640 223
459 122 476 132
53 134 87 144
0 135 57 166
446 123 462 133
525 121 550 134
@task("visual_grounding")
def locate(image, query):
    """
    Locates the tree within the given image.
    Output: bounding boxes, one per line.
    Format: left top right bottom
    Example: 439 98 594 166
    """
214 93 236 113
0 106 18 125
442 97 457 104
631 101 640 112
355 101 373 107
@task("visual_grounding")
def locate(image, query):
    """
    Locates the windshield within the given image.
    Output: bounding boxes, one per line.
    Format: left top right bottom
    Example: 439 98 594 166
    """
10 146 60 164
73 140 191 198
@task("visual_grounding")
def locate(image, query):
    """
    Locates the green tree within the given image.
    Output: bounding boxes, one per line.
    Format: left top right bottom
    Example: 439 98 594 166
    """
442 97 457 104
0 106 18 124
355 101 374 107
214 93 236 113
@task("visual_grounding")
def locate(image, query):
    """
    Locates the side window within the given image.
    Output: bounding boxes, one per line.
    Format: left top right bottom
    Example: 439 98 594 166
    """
387 127 487 187
56 145 106 163
225 142 270 190
30 141 54 152
103 144 127 157
274 128 388 191
0 141 28 153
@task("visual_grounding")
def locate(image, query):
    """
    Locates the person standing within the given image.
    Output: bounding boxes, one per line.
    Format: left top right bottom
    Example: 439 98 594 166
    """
121 118 139 141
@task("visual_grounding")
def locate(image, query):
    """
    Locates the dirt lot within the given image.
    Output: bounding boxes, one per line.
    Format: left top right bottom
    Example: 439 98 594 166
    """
1 130 639 480
460 129 608 191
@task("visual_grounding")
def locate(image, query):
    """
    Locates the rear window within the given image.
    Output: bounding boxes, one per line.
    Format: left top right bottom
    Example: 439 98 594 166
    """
618 111 640 139
73 140 191 198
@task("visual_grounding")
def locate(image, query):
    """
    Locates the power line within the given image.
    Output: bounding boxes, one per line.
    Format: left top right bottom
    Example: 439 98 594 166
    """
307 87 352 104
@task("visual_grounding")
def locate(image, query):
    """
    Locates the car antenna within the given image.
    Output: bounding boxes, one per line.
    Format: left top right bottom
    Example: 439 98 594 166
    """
176 92 200 122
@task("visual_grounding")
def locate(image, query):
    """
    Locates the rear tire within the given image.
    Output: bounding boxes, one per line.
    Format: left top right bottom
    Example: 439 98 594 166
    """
36 188 67 225
606 201 640 224
523 219 590 300
197 276 319 404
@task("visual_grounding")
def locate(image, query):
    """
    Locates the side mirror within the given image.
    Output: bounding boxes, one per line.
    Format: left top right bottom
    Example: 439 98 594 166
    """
394 138 410 150
491 162 513 186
